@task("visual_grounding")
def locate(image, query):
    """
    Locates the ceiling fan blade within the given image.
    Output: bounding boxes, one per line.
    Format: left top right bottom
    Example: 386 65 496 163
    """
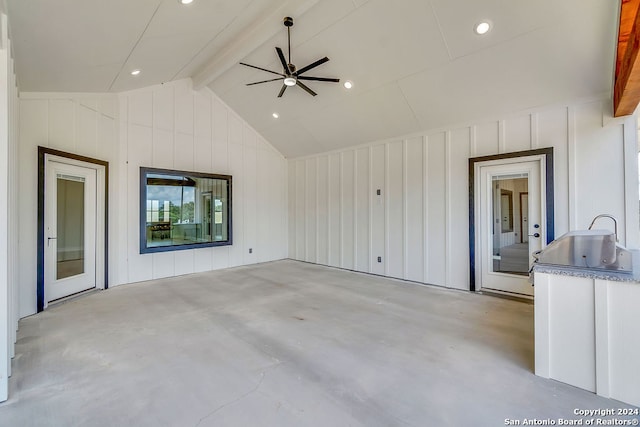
297 76 340 83
296 81 317 96
275 47 290 74
278 84 287 98
246 77 283 86
239 62 285 77
296 57 329 76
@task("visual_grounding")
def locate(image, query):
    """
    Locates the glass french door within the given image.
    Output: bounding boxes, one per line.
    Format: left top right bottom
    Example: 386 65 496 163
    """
45 161 97 303
476 159 545 296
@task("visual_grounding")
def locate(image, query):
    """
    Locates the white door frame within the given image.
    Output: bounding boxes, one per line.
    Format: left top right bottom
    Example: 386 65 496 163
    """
476 158 543 295
45 161 98 303
469 148 554 293
37 147 108 312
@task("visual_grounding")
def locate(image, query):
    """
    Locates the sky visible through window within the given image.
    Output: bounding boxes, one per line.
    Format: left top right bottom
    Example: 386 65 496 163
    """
147 185 195 223
147 185 194 207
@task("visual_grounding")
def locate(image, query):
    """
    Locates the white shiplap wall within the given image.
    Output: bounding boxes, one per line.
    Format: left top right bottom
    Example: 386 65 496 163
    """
17 79 288 319
288 99 639 291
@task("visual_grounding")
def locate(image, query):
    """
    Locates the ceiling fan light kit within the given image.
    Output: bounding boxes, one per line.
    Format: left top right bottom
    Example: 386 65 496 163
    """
240 16 340 97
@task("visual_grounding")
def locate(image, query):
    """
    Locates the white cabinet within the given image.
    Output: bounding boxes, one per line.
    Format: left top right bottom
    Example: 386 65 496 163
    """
534 271 640 407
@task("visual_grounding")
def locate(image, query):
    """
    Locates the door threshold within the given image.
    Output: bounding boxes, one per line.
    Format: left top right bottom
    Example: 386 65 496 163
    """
48 287 99 307
478 289 533 304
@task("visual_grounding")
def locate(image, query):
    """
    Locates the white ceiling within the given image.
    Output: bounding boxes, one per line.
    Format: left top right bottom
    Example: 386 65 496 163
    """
6 0 619 158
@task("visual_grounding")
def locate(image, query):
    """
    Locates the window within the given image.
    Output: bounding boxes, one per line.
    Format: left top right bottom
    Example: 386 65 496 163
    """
140 167 232 253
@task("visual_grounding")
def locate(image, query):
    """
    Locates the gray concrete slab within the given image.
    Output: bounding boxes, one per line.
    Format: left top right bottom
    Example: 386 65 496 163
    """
1 260 637 426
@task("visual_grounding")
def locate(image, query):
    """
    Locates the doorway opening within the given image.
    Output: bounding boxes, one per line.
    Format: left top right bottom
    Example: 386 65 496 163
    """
37 147 109 312
469 148 554 297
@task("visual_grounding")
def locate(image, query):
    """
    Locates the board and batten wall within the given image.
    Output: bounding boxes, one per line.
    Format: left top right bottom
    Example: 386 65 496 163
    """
288 99 639 291
19 93 119 318
17 78 288 319
119 79 287 285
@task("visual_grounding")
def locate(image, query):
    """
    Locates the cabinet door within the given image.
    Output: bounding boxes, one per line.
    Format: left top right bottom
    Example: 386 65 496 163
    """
535 273 596 392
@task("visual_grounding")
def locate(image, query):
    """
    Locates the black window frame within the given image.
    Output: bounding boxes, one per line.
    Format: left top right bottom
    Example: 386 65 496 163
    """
139 167 232 254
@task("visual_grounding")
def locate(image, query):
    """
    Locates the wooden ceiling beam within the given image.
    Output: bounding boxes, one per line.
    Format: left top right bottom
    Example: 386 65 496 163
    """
614 0 640 116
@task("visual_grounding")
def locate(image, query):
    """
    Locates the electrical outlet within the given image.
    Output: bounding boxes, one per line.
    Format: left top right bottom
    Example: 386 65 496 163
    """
249 248 253 254
376 189 381 196
377 256 382 263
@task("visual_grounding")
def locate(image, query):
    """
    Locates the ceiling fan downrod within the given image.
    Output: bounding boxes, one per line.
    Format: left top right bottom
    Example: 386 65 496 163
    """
284 16 293 71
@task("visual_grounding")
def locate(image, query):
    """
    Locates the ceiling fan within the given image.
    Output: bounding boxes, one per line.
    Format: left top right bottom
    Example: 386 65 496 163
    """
240 16 340 97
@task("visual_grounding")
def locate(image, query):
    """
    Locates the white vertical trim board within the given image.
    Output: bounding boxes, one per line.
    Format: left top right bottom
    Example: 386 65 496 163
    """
355 147 370 274
498 119 506 154
8 40 17 363
444 130 451 288
531 113 540 149
316 156 320 265
470 125 477 157
0 15 10 402
0 11 18 403
384 143 390 276
368 147 374 274
622 115 639 248
340 152 345 268
370 144 385 276
422 135 429 284
325 156 330 265
567 106 578 230
287 160 296 258
304 158 310 262
327 156 332 264
403 139 409 280
353 149 358 271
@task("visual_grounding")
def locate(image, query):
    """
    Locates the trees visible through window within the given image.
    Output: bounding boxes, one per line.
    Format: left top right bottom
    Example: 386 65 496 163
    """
140 168 232 253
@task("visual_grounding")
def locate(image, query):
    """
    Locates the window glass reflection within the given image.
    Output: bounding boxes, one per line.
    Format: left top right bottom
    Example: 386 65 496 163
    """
141 169 231 253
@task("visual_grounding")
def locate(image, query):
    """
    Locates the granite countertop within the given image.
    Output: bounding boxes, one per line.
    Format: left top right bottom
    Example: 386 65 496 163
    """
532 263 640 283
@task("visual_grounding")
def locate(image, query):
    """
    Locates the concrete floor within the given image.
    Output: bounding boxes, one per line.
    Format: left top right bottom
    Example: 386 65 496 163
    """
1 260 636 426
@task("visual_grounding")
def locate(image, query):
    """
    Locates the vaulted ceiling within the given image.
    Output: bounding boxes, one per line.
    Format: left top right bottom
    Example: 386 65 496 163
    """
6 0 620 158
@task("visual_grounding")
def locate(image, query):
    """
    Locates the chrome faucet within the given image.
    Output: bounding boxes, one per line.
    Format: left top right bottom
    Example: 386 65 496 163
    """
588 214 618 242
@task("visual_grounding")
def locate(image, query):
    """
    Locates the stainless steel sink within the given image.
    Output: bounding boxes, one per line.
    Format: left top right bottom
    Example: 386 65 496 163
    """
534 229 633 272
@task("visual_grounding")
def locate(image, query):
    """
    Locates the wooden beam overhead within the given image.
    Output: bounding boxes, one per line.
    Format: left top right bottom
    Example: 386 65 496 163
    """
614 0 640 116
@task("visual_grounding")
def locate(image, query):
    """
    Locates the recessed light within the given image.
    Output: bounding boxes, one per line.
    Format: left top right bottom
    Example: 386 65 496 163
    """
131 69 141 76
272 113 279 119
283 77 297 87
178 0 194 4
344 80 353 89
474 21 491 35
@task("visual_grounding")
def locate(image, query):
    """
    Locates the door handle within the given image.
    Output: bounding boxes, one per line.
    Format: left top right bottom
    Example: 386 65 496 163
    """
528 233 540 238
